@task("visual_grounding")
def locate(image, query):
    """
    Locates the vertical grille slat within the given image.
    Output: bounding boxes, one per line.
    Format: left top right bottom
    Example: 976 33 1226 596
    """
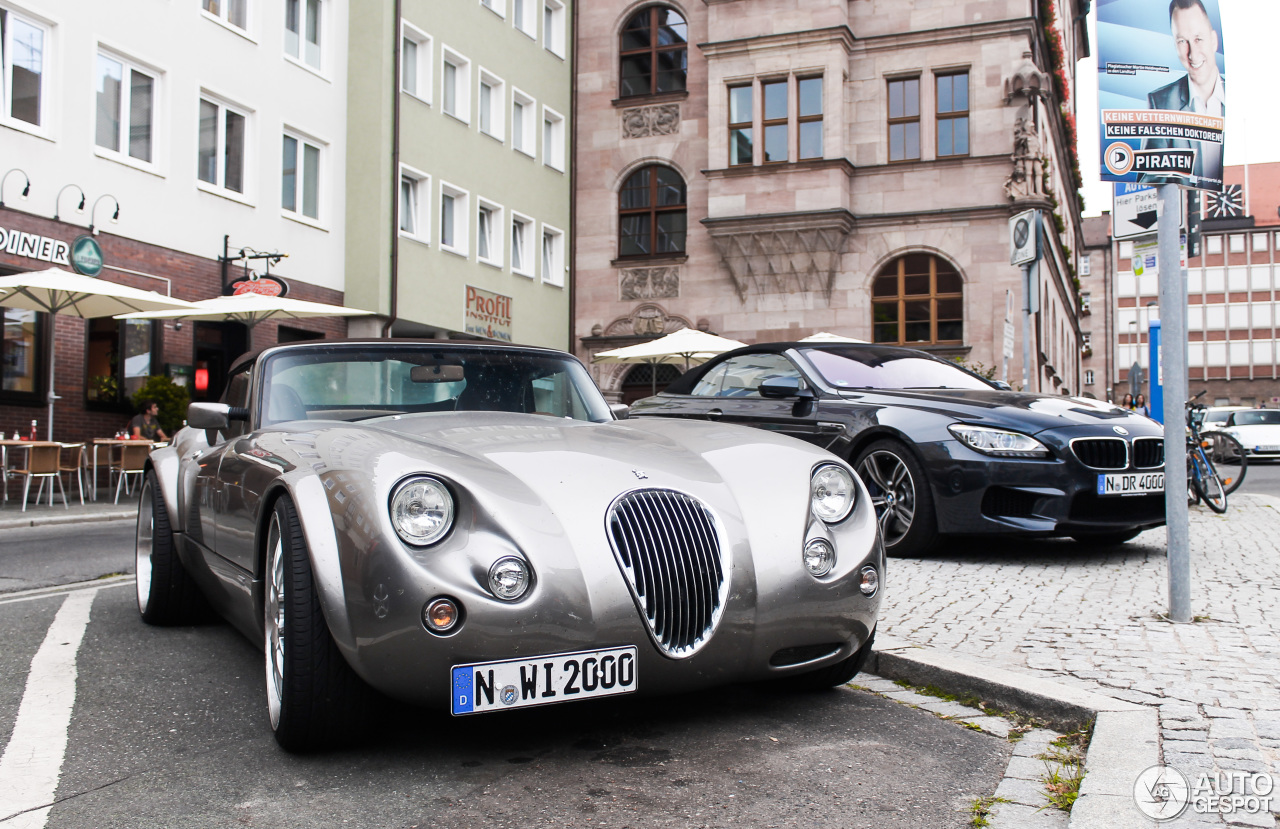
608 489 727 658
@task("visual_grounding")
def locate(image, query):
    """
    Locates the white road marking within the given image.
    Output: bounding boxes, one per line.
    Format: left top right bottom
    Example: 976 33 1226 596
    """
0 590 97 827
0 577 132 608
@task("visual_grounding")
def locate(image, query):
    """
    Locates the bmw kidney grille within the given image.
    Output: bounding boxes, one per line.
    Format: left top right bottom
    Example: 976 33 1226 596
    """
607 489 727 658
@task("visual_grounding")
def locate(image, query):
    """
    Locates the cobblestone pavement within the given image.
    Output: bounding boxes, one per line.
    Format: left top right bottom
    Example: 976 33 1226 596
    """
879 494 1280 828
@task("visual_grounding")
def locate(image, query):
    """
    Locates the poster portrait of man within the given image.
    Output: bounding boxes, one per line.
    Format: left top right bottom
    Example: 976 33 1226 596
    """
1097 0 1227 192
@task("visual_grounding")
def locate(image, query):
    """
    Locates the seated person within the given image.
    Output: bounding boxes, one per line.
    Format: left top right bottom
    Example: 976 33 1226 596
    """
129 399 169 441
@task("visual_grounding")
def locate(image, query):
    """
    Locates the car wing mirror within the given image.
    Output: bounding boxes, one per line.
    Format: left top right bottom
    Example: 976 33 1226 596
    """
187 402 249 430
609 402 631 420
758 377 813 399
992 380 1013 391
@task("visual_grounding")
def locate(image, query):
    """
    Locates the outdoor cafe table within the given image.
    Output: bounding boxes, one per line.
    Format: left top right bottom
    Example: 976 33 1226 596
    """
90 438 158 502
0 440 65 507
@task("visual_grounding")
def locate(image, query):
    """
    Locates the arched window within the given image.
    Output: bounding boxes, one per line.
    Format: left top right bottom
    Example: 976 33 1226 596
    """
619 7 687 98
619 165 687 257
871 254 963 345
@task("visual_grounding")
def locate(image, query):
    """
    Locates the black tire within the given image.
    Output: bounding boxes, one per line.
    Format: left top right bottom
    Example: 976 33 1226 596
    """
776 631 876 692
136 470 209 625
264 495 370 752
1191 453 1227 513
855 440 937 557
1069 529 1143 546
1202 432 1247 494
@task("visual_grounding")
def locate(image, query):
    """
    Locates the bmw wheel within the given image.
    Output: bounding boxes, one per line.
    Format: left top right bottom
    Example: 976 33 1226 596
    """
855 440 937 557
265 495 368 751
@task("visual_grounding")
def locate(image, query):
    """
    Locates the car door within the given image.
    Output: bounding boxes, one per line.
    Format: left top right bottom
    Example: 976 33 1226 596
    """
190 363 254 566
696 353 823 445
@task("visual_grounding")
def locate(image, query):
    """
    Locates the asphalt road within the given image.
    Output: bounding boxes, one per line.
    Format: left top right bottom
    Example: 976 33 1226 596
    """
0 526 1012 829
1234 456 1280 498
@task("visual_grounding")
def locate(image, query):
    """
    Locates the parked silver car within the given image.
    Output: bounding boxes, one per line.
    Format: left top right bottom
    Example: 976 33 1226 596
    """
136 340 883 750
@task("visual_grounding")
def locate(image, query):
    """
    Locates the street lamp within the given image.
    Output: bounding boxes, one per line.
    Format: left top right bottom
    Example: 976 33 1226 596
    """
54 184 86 222
89 194 121 235
0 168 31 208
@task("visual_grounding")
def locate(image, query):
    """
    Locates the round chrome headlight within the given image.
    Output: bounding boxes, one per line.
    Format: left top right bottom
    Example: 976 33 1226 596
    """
488 557 532 601
803 538 835 577
811 464 855 523
390 477 454 546
859 565 879 597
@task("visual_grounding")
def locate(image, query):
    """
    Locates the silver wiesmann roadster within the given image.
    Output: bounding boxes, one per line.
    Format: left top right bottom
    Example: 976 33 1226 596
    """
136 340 882 750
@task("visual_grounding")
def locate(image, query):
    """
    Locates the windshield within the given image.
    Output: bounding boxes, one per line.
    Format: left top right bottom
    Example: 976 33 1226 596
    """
1233 410 1280 426
801 346 994 391
260 346 612 425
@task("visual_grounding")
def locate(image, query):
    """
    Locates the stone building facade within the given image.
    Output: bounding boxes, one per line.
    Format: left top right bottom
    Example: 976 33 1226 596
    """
574 0 1090 401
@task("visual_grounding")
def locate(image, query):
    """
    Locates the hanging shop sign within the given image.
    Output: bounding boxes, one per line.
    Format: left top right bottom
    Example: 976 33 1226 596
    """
229 275 289 297
70 235 104 276
464 285 513 342
0 226 73 267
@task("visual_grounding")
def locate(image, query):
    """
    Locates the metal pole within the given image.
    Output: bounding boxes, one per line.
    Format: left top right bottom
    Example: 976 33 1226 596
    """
1158 183 1190 623
1021 263 1032 391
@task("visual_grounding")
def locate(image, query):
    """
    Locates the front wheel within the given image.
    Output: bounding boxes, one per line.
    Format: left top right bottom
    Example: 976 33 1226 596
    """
136 470 209 625
855 440 937 557
265 495 370 752
1191 452 1227 513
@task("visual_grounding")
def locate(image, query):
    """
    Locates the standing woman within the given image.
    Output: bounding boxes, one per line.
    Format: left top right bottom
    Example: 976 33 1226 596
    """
1134 394 1151 417
1121 393 1134 410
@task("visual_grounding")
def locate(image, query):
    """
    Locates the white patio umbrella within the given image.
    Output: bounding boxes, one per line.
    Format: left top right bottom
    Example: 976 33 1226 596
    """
592 327 747 395
798 332 869 343
115 292 376 331
0 267 201 439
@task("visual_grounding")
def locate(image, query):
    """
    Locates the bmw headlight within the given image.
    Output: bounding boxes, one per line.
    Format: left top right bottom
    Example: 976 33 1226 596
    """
390 477 455 546
948 424 1050 458
811 464 855 523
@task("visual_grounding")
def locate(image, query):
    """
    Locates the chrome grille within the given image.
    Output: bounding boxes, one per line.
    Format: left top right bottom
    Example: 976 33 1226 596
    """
607 489 726 658
1133 437 1164 469
1071 437 1128 470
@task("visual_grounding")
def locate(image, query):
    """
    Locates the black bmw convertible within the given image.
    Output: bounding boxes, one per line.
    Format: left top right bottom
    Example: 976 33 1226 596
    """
629 342 1166 555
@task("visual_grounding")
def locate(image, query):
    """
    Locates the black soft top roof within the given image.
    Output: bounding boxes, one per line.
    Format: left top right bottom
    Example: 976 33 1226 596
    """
229 338 567 374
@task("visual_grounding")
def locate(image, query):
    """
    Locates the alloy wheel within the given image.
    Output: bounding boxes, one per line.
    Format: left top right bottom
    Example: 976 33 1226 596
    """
135 481 155 614
265 513 286 729
857 450 917 547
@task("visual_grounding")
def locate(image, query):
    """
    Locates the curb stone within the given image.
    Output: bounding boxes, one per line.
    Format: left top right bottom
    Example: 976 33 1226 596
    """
869 638 1161 829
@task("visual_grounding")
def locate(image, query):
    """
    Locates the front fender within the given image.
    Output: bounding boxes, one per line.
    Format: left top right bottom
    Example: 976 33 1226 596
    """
147 443 182 528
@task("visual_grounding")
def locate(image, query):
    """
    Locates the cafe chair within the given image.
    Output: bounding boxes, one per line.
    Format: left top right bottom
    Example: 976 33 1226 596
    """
114 443 150 503
58 442 89 505
10 443 68 511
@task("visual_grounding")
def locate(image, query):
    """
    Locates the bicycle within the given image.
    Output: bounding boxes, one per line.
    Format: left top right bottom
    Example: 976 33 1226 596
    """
1185 391 1246 512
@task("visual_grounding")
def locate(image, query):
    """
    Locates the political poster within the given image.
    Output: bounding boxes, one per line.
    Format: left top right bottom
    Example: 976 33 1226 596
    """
1096 0 1226 192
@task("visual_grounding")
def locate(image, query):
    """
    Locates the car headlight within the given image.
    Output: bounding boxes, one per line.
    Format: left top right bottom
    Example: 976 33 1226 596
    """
390 476 455 546
803 538 835 577
811 464 855 523
948 424 1050 458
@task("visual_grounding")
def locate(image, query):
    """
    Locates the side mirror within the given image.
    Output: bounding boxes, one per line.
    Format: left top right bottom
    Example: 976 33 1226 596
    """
992 380 1013 391
609 402 631 420
758 377 812 399
187 403 249 430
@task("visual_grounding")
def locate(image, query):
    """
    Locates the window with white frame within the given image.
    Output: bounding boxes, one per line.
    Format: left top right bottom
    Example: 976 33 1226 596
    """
478 69 504 140
512 0 536 38
401 24 431 102
95 51 156 164
543 106 564 171
198 96 249 194
1081 332 1092 350
399 166 429 239
282 131 322 220
441 47 470 122
511 212 534 277
541 224 565 287
285 0 322 69
1206 235 1222 255
1229 234 1245 254
543 0 564 57
1 8 50 129
1119 240 1134 259
440 182 469 255
481 0 504 18
477 199 503 266
512 88 535 156
1080 292 1092 313
1084 369 1095 386
202 0 248 31
1080 258 1091 276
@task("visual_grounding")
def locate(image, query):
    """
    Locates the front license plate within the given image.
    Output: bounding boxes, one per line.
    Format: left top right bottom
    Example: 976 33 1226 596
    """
1097 472 1165 496
451 646 638 715
1256 445 1280 453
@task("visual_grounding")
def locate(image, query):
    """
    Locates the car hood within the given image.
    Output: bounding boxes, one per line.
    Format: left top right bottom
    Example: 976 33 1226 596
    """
1224 423 1280 440
835 388 1163 436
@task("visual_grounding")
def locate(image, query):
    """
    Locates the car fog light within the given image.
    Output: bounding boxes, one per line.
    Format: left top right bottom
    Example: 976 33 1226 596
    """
488 557 531 601
803 539 835 577
859 565 879 597
423 597 460 632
